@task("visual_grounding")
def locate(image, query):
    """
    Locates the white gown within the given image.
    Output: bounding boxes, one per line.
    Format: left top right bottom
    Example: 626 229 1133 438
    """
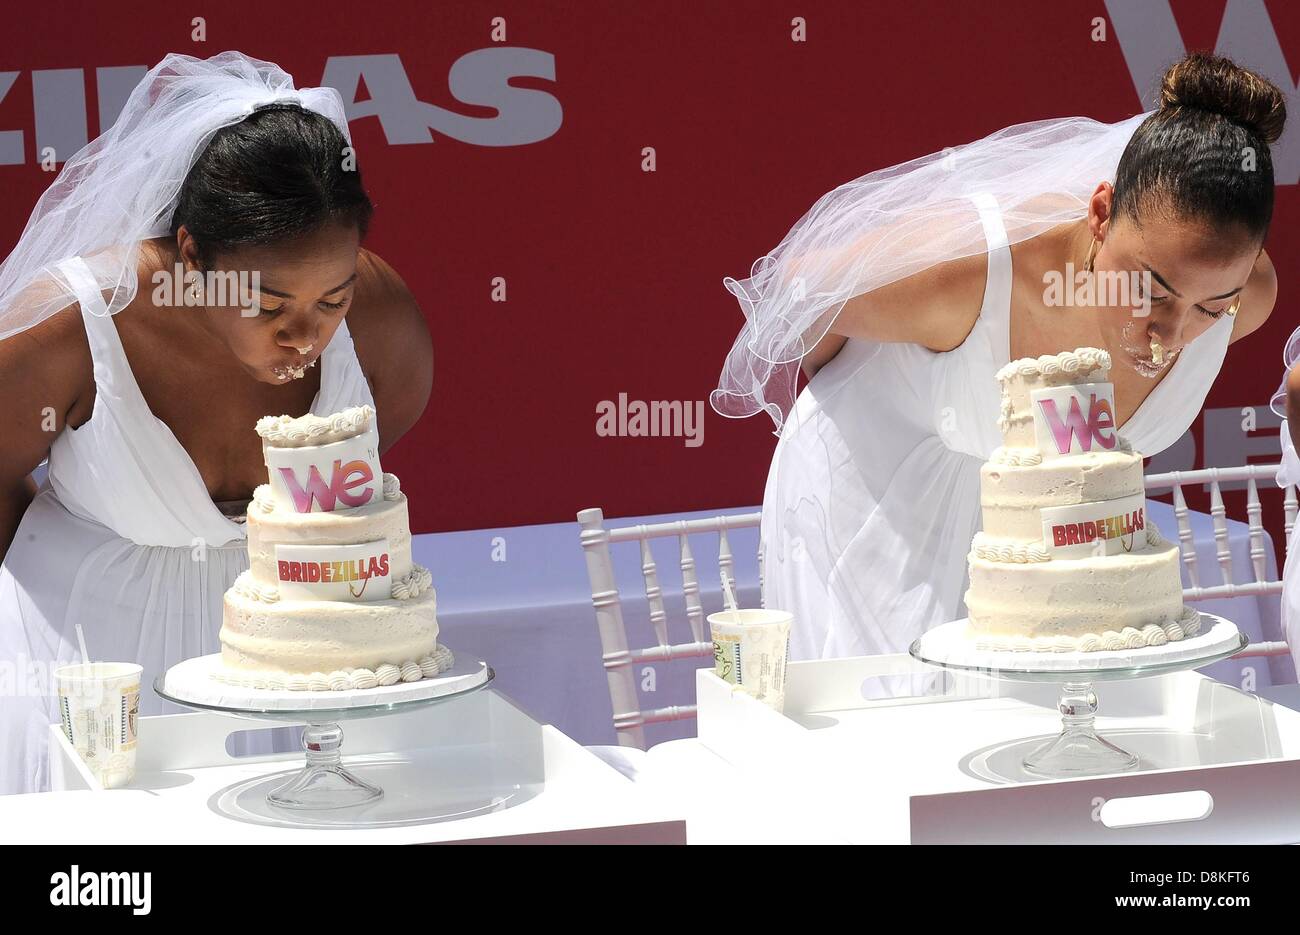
1277 426 1300 671
0 256 376 795
761 192 1235 661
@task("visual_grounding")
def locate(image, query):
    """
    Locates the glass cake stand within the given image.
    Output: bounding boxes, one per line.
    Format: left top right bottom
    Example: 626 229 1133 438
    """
154 663 494 810
909 615 1248 778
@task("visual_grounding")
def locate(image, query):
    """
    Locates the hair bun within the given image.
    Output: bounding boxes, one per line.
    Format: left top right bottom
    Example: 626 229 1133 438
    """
1159 51 1286 145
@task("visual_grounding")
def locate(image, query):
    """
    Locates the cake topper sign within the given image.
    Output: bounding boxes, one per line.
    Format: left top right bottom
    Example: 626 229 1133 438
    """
1030 383 1117 460
1040 493 1146 558
264 424 383 513
276 539 392 602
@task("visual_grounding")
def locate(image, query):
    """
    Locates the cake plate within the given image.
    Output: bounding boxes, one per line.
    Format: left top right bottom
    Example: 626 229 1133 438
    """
155 649 493 810
909 613 1247 778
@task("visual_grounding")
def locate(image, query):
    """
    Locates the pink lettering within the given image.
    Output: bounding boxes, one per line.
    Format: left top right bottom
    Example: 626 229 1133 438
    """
277 458 376 512
1038 391 1119 454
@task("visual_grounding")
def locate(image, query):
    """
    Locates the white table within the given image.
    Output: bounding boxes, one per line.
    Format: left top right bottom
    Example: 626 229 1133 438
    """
641 661 1300 844
641 738 847 843
17 688 684 844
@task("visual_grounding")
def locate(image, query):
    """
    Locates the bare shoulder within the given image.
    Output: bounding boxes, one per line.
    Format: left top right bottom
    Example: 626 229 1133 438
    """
1229 247 1277 345
912 251 991 351
347 248 433 452
0 294 94 482
0 294 94 426
832 250 988 350
803 250 987 378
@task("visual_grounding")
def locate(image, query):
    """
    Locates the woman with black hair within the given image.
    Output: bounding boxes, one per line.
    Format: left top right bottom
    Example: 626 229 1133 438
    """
713 51 1283 664
0 53 432 794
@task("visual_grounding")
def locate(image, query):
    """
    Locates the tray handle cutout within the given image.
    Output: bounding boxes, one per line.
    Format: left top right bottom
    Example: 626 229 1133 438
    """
1098 790 1214 829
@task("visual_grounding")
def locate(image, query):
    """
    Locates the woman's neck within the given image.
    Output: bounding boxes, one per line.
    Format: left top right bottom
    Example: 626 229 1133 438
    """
137 237 226 348
1013 216 1108 351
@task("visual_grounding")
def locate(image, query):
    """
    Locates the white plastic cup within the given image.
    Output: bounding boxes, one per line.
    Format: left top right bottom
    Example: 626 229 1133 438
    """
54 662 142 789
708 609 793 712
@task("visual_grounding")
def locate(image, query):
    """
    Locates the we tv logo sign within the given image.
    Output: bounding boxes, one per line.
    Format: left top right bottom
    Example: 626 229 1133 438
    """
263 425 383 513
1031 383 1118 459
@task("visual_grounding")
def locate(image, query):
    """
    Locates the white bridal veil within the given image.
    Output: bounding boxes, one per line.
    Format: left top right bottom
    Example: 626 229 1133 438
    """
0 50 352 342
711 110 1158 436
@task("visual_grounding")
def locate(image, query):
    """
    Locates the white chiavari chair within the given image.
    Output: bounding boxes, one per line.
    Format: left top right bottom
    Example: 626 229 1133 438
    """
576 507 762 751
1144 462 1292 658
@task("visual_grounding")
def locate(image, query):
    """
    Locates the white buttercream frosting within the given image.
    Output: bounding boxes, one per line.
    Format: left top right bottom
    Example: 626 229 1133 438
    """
392 565 433 600
231 570 280 603
971 606 1200 653
252 485 276 514
971 534 1050 563
256 405 374 448
988 447 1044 467
212 646 455 691
989 436 1132 467
994 346 1110 387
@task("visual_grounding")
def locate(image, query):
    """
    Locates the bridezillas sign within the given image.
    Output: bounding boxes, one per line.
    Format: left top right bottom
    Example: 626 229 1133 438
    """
1030 383 1118 459
275 540 392 602
1040 493 1147 558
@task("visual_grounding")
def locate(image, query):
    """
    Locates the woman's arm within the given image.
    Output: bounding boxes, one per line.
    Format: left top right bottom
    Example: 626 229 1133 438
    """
800 251 990 380
347 249 433 456
0 304 93 563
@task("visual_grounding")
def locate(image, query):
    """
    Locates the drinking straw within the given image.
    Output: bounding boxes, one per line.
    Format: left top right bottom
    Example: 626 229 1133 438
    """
720 569 741 623
74 623 91 668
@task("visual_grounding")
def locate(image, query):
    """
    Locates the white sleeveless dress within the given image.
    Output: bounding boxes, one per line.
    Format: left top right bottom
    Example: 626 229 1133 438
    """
0 255 376 795
762 192 1235 661
1276 428 1300 671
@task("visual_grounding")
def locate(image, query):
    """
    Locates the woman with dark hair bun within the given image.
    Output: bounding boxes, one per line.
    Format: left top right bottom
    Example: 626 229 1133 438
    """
714 51 1283 664
0 53 432 794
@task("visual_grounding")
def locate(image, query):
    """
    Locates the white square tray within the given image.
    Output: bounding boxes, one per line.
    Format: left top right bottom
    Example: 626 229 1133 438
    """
697 655 1300 843
37 688 683 844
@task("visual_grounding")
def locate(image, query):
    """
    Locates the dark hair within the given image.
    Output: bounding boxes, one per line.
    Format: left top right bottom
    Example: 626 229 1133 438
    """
1112 51 1286 244
170 103 373 265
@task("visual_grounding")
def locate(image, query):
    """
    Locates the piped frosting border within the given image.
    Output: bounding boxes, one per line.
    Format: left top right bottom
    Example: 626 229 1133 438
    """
211 644 455 691
256 404 374 448
993 346 1111 387
971 605 1201 653
972 523 1165 564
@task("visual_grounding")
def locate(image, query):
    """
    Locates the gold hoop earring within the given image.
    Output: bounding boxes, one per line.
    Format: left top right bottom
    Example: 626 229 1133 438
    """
1084 238 1098 274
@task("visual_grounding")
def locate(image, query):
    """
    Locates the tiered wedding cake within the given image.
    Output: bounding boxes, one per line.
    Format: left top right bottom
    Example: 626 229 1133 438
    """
215 405 450 689
964 347 1201 652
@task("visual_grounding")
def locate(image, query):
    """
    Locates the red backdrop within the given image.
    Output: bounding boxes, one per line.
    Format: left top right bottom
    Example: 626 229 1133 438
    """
2 0 1297 536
